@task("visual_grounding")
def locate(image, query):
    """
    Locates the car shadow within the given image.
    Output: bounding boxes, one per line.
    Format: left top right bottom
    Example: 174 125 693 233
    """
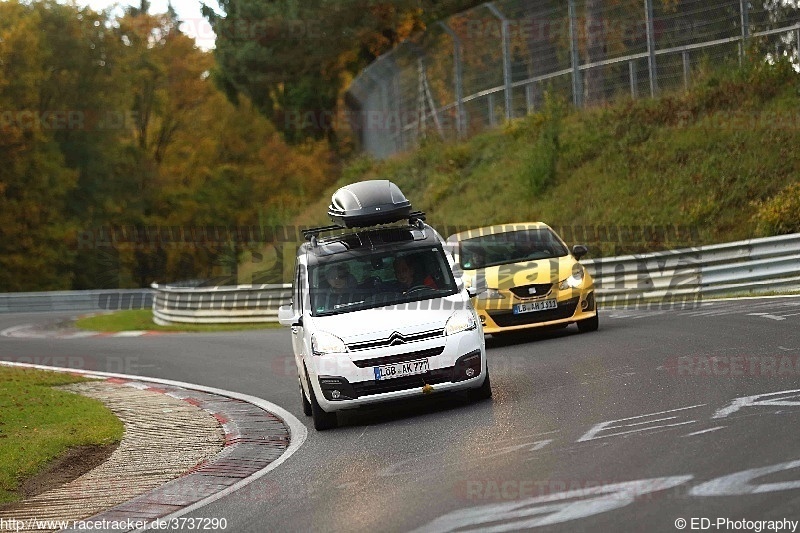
484 325 578 348
335 390 490 429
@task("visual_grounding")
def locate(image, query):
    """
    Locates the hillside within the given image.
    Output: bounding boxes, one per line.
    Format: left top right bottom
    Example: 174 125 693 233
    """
292 59 800 261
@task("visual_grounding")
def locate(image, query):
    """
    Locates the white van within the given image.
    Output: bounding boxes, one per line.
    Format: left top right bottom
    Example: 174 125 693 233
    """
278 180 490 430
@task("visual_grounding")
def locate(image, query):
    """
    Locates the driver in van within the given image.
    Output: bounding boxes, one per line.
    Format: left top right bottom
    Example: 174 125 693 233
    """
393 255 437 291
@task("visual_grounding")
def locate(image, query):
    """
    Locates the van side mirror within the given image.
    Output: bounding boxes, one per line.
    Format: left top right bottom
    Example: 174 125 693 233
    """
572 244 588 260
278 305 300 326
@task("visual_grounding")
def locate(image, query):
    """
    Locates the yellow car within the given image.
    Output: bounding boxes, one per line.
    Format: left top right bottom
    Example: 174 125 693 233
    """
446 223 598 335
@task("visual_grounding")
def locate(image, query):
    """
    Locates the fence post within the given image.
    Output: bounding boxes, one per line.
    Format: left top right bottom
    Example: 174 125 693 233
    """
416 58 427 139
488 93 497 127
629 60 638 98
738 0 750 64
682 51 690 90
645 0 658 97
569 0 584 107
525 84 535 114
487 3 513 121
440 22 466 139
796 27 800 65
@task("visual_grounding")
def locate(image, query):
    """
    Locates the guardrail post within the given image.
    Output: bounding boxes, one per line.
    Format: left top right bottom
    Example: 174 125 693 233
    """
488 93 496 127
645 0 658 97
569 0 584 107
487 3 513 121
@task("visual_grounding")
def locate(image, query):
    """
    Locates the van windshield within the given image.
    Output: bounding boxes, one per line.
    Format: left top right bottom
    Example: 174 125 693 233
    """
309 247 458 316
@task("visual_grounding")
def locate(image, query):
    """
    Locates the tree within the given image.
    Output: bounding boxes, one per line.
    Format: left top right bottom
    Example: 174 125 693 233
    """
0 1 78 290
203 0 484 143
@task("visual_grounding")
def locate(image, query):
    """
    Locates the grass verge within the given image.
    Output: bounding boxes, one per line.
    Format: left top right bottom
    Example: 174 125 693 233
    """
287 59 800 264
74 309 280 333
0 366 123 504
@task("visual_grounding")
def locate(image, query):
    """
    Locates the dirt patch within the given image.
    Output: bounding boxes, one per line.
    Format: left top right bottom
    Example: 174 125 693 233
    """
0 443 117 511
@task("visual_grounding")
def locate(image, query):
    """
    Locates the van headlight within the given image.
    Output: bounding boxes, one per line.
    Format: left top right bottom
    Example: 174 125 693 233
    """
445 310 477 336
311 331 346 356
559 267 584 290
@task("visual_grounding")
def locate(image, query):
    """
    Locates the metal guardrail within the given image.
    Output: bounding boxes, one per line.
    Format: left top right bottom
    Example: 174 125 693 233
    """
148 233 800 324
584 233 800 306
150 283 292 325
3 234 798 323
0 290 153 314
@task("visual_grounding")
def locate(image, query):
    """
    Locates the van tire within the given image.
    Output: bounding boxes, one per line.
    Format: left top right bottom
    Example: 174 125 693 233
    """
305 370 338 431
468 370 492 402
299 377 312 416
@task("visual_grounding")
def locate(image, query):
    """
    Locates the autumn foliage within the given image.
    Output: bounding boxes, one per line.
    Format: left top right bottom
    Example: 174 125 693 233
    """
0 1 335 290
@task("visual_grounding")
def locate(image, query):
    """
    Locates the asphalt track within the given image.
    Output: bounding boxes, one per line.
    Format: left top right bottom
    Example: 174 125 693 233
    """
2 296 800 532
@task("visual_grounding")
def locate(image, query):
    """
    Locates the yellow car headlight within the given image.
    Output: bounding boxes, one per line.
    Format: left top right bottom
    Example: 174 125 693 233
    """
476 288 505 300
559 267 584 290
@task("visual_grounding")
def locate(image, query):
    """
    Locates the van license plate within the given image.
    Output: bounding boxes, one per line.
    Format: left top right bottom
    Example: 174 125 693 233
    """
374 359 429 380
513 299 557 314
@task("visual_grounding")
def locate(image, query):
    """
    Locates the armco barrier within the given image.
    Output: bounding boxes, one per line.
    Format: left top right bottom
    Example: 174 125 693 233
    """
2 234 798 323
584 233 800 305
151 283 292 325
0 290 153 314
148 233 799 324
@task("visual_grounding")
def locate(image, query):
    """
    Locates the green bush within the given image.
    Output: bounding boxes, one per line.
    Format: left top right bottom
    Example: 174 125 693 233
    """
753 182 800 236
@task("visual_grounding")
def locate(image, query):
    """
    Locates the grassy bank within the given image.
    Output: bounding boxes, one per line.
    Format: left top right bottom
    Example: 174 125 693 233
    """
0 366 123 504
292 59 800 259
74 310 280 333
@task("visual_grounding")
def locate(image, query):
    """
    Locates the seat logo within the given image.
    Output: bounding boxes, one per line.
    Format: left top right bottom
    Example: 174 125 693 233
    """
528 287 537 295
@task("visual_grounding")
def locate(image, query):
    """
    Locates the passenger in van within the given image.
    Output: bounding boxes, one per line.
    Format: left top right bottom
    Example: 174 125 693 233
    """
324 264 357 293
319 263 358 311
392 255 438 291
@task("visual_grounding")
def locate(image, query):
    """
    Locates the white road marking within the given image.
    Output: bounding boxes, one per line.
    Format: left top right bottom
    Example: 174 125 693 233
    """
411 476 693 532
0 324 34 337
691 459 800 496
748 313 786 321
713 388 800 419
682 426 725 437
577 404 705 442
112 330 148 337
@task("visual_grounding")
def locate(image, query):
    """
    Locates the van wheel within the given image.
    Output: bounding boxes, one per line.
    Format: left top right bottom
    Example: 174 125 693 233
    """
305 371 338 431
299 377 312 417
468 370 492 402
577 313 599 333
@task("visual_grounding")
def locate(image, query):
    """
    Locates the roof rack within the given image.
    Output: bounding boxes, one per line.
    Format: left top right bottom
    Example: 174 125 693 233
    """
302 211 427 245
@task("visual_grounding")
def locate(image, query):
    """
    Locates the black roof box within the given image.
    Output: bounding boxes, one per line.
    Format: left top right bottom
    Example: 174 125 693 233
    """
328 180 412 228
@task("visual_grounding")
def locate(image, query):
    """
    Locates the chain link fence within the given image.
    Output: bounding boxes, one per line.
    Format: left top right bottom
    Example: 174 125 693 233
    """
345 0 800 158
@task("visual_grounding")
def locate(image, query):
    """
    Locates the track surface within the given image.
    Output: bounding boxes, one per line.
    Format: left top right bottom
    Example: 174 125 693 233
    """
2 296 800 532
